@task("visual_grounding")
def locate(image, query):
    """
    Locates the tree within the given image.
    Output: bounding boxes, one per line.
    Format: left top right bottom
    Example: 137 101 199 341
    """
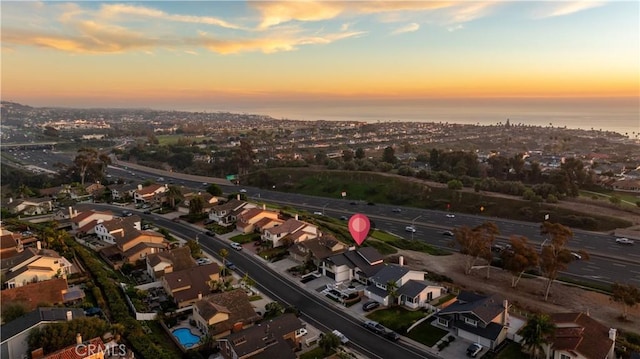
355 147 365 159
219 248 229 268
206 184 222 196
263 301 284 320
186 239 202 257
2 302 28 323
240 272 256 291
447 179 463 190
502 235 539 288
611 282 640 321
520 313 555 359
386 280 399 306
319 332 340 354
382 146 396 164
452 222 499 276
165 185 183 208
72 147 111 185
539 222 577 301
188 195 205 215
342 149 354 162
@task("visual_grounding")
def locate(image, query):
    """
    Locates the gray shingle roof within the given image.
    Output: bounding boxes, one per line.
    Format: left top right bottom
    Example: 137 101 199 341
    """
0 307 85 342
438 291 506 324
397 280 429 298
369 264 410 285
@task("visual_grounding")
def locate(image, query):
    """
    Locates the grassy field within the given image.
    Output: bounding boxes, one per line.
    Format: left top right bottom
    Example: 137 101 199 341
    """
366 307 427 333
246 168 633 231
405 321 449 347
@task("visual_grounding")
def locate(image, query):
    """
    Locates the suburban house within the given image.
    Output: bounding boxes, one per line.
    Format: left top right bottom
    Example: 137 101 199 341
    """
253 216 282 234
1 245 73 288
0 307 85 359
192 289 261 338
178 192 220 214
70 209 113 232
83 182 105 198
319 247 384 283
146 246 197 280
543 312 616 359
94 215 142 244
133 183 168 204
208 199 253 226
435 291 509 350
364 261 444 308
235 207 280 234
288 235 347 265
261 217 319 248
0 232 24 259
161 263 220 308
36 335 106 359
612 179 640 193
99 227 167 267
3 197 53 215
108 183 138 201
0 278 84 311
219 313 304 359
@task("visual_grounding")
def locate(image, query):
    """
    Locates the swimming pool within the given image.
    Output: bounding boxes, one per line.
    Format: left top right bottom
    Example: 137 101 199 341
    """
172 328 200 348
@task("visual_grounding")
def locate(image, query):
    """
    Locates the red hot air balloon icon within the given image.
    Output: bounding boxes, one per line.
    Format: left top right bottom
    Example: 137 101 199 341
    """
348 213 370 246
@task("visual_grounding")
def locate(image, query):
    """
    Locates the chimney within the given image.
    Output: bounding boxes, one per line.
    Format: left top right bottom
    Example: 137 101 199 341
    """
138 184 142 190
399 256 404 267
609 328 617 341
36 241 42 250
68 206 73 218
197 292 202 300
295 214 299 220
237 194 240 200
263 204 266 210
66 310 73 321
8 197 12 204
76 333 83 345
503 299 509 326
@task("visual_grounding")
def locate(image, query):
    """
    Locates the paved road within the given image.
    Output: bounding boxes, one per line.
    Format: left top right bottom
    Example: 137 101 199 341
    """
78 203 438 359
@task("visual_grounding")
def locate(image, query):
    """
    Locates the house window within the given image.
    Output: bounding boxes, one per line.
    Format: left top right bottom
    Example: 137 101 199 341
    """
559 355 571 359
437 318 449 327
427 292 433 301
464 317 478 327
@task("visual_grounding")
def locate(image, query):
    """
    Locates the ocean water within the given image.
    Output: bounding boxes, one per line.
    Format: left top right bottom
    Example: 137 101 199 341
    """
220 99 640 137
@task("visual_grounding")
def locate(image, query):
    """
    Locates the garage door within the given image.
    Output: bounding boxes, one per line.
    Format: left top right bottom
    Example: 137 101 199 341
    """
459 330 492 349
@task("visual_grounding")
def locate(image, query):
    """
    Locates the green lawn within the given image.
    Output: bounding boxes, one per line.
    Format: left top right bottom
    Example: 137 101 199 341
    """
494 341 526 359
405 321 449 347
231 233 261 244
366 307 427 332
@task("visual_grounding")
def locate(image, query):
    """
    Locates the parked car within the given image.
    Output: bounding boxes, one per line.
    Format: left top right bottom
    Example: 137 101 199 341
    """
362 301 380 311
405 226 416 233
467 343 483 357
225 261 237 270
230 242 243 251
122 210 132 217
196 258 212 265
313 211 324 215
331 330 349 344
239 189 247 193
616 237 634 245
362 320 386 334
143 209 152 214
205 231 215 237
446 213 455 218
384 330 400 341
392 208 402 213
442 230 454 236
295 328 308 338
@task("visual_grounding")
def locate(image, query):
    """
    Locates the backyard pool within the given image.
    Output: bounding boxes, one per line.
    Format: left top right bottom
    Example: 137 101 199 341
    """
172 328 200 348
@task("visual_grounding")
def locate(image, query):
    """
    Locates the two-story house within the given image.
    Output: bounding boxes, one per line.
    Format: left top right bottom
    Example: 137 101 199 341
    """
235 207 280 234
3 198 53 216
146 246 197 280
178 192 220 214
435 291 509 350
543 312 616 359
161 263 220 308
0 278 84 311
364 261 444 308
108 183 138 201
94 215 142 244
208 199 252 226
192 289 261 338
70 209 113 233
219 313 304 359
288 235 347 266
99 226 167 267
0 231 24 259
320 247 384 284
1 245 73 288
133 183 168 204
261 216 319 248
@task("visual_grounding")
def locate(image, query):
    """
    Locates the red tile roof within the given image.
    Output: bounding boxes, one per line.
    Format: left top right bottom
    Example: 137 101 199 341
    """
550 312 614 359
43 337 105 359
0 278 68 311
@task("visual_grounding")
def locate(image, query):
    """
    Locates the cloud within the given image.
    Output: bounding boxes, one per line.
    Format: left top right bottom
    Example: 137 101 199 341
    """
447 24 464 32
98 3 244 30
392 23 420 35
533 1 606 19
445 1 499 24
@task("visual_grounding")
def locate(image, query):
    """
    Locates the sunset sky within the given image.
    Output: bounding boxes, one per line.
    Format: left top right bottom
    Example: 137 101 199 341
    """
1 1 638 112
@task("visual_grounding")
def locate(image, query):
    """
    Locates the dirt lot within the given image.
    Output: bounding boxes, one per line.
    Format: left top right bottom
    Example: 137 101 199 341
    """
395 249 640 336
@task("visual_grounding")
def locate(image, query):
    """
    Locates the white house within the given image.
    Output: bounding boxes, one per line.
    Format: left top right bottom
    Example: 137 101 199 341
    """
261 216 318 248
364 262 443 307
94 216 142 244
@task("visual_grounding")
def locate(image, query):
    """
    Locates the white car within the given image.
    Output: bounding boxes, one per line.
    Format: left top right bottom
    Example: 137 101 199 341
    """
230 242 243 251
331 330 349 344
239 189 247 193
313 211 324 215
446 213 455 218
616 237 634 245
405 226 416 233
295 328 308 338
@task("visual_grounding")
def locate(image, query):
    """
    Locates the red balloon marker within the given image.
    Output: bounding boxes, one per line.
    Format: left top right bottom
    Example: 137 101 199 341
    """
348 213 370 246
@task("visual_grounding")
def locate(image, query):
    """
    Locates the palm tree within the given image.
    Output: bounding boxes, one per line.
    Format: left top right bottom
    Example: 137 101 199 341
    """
386 280 399 306
165 185 183 209
219 248 229 273
520 313 555 359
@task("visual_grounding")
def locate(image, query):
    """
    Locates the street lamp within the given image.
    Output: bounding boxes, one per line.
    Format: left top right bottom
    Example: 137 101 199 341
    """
411 215 422 240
